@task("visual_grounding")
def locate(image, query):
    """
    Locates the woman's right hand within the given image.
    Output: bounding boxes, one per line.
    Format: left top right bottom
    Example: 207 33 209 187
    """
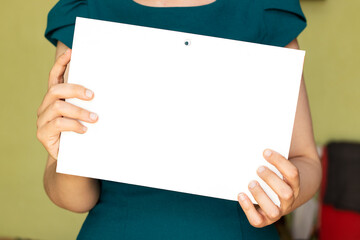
36 48 98 160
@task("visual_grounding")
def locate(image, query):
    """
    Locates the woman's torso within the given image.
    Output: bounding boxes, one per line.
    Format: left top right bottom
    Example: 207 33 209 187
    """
77 0 279 239
78 180 279 239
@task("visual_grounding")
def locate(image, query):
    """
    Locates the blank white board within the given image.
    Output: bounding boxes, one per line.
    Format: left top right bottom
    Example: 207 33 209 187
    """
57 17 305 207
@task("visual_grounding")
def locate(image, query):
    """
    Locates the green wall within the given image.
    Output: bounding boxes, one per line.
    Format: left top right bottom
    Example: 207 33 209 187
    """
0 1 87 239
300 0 360 144
0 0 359 239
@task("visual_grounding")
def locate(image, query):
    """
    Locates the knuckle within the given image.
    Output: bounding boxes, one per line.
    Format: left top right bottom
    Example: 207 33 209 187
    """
251 218 263 228
76 84 86 96
53 100 64 111
48 85 58 96
281 189 294 201
269 208 280 220
36 129 42 141
287 167 299 180
75 106 85 117
53 117 63 128
65 83 77 97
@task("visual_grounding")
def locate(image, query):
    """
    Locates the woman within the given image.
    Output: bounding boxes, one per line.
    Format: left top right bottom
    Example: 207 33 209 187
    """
37 0 322 239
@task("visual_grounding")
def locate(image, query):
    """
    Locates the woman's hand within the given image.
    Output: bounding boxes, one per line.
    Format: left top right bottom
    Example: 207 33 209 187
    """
237 148 300 228
36 48 99 160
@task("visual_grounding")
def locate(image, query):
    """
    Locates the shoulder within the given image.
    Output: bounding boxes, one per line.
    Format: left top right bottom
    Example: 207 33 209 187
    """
261 0 307 47
45 0 89 48
262 0 305 15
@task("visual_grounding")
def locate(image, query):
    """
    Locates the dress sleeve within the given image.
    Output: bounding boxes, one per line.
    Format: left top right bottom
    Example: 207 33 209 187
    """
44 0 89 48
261 0 307 47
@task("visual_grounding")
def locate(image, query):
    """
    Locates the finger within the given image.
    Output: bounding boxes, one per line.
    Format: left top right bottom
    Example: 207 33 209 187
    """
37 117 87 159
248 180 281 222
256 166 294 210
48 48 71 88
37 100 98 129
51 116 87 133
37 83 94 117
39 117 87 141
237 192 266 228
263 149 300 192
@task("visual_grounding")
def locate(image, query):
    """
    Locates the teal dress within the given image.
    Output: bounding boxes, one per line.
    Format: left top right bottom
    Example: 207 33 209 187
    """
45 0 307 239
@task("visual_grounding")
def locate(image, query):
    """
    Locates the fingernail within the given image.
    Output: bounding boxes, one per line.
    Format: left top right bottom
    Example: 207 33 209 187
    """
82 126 87 132
249 180 257 189
264 149 272 157
85 89 93 98
90 112 98 120
238 193 246 201
257 166 266 173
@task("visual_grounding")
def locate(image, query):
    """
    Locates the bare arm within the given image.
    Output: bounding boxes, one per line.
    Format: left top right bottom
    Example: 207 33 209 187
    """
38 41 100 213
283 38 322 212
43 156 100 213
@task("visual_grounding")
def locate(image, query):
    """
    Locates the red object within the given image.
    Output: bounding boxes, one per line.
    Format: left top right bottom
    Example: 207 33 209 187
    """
318 146 360 240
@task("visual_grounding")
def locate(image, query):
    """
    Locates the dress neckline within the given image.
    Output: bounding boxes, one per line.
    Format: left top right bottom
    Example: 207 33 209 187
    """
129 0 220 9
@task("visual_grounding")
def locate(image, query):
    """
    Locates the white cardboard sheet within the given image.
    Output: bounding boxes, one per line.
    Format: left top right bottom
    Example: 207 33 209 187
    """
57 17 305 207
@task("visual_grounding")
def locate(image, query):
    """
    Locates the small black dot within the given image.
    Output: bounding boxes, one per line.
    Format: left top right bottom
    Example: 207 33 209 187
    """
185 41 189 45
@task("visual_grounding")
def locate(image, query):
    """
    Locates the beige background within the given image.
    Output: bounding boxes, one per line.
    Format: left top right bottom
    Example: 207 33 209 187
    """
0 0 359 239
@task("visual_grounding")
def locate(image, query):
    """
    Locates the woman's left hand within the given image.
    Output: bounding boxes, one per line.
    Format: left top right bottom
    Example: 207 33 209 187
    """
237 149 300 228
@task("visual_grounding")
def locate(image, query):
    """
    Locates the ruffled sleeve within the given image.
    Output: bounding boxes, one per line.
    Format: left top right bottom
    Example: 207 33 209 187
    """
261 0 307 47
44 0 89 48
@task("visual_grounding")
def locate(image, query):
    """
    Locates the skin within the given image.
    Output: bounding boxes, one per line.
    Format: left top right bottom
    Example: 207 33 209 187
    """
36 0 321 226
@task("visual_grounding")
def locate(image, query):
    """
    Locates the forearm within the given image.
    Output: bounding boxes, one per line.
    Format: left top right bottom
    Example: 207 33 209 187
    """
43 154 100 213
285 155 322 214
